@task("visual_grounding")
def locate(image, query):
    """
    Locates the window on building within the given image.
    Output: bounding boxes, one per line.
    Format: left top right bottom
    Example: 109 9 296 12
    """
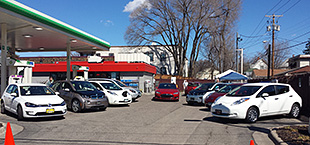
160 52 166 61
109 53 114 56
160 67 167 75
144 52 154 62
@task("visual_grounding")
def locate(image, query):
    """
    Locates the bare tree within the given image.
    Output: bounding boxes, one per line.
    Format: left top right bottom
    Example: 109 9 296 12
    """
200 0 241 73
125 0 239 77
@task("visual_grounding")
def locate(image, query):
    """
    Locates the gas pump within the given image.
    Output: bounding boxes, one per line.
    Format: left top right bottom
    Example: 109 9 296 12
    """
6 58 35 84
72 65 89 81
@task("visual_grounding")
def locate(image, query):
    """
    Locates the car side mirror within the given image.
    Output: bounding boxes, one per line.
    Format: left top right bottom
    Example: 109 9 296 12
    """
55 92 60 95
64 88 70 92
262 93 269 97
11 93 18 97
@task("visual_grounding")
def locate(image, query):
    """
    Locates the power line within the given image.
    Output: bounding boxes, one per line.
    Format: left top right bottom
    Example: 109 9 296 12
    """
276 40 308 51
239 33 267 38
241 0 283 45
281 0 301 15
273 0 291 14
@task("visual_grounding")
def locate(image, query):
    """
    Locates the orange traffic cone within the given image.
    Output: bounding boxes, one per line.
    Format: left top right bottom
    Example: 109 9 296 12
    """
4 122 15 145
250 140 255 145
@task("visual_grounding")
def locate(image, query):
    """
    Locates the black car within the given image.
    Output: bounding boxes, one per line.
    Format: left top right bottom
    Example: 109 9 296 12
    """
51 80 109 112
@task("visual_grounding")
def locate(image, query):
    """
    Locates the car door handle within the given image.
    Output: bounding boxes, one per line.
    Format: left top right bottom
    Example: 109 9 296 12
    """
289 95 293 97
275 98 279 100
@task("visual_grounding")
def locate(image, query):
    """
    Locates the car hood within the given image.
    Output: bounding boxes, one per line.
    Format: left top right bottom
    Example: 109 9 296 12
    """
216 96 249 105
22 95 64 104
190 89 208 94
156 89 179 94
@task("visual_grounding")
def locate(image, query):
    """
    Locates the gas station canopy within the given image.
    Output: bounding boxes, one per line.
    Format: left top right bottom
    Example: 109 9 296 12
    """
0 0 110 52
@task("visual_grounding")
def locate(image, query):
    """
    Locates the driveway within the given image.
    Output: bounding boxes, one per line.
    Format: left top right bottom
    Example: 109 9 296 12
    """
0 93 305 144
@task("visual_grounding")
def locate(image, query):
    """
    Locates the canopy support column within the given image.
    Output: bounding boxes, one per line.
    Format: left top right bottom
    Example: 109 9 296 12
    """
1 23 7 94
66 38 71 81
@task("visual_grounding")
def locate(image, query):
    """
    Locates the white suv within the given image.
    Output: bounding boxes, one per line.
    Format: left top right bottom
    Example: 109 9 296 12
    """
211 83 302 123
89 80 132 105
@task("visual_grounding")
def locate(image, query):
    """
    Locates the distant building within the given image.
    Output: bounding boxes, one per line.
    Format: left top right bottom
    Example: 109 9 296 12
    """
288 54 310 69
252 69 288 79
96 45 189 77
195 68 219 80
250 58 267 70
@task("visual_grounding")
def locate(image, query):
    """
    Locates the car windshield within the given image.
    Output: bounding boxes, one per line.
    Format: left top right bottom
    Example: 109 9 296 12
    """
100 83 122 90
158 83 177 89
188 82 200 87
195 83 215 91
20 86 55 96
217 84 242 93
115 80 128 87
226 86 262 97
71 81 97 92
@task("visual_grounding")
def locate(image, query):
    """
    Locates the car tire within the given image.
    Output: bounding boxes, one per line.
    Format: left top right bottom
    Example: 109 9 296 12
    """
17 105 24 121
1 101 6 114
246 107 258 123
289 103 300 118
71 99 81 113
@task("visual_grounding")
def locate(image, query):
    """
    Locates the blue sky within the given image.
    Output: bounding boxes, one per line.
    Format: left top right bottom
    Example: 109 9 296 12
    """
16 0 310 59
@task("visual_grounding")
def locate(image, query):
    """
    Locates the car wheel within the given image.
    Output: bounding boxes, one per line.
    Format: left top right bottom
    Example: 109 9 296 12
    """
289 103 300 118
71 99 81 113
99 106 107 111
246 107 258 123
17 105 24 121
1 101 6 114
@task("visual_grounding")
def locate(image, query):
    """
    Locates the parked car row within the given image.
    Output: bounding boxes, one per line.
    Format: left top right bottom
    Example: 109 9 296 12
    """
183 81 302 123
0 78 142 120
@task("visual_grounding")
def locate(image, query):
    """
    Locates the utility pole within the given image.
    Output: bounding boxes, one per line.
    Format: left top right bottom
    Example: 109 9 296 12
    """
236 32 242 73
267 44 271 80
266 14 282 77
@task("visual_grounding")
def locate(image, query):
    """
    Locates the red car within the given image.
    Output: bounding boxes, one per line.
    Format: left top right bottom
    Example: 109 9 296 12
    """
205 83 244 108
153 83 179 101
185 82 200 95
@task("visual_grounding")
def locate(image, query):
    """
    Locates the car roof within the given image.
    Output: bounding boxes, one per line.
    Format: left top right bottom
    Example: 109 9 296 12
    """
242 83 289 87
89 80 114 83
9 83 47 86
88 78 114 81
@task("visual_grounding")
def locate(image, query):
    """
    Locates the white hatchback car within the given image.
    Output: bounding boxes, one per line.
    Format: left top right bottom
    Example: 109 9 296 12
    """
89 80 132 105
211 83 302 123
1 83 67 120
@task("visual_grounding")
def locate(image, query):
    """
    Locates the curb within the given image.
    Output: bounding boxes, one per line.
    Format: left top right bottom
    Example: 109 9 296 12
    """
269 127 288 145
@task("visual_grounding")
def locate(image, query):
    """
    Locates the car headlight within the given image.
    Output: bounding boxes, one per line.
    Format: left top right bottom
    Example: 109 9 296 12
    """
25 102 39 107
60 101 66 106
156 91 161 94
231 98 250 106
173 92 179 95
213 96 222 104
129 89 136 93
107 91 117 95
81 95 90 99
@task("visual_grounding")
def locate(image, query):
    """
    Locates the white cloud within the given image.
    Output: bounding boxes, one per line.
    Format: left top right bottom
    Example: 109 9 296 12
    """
100 20 114 26
123 0 147 12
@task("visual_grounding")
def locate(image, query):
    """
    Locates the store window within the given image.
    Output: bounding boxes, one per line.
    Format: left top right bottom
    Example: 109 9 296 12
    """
144 52 154 62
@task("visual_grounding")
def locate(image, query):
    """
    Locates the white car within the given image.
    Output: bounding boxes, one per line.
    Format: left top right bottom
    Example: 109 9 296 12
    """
186 83 227 105
89 78 141 101
89 80 132 105
1 83 67 120
211 83 302 123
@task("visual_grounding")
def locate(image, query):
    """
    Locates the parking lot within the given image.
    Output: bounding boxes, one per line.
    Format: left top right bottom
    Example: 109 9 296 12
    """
0 93 305 145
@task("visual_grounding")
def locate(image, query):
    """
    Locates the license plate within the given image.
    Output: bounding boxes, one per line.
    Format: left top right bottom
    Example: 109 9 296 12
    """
215 109 222 115
46 108 55 113
124 99 128 102
97 101 101 105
